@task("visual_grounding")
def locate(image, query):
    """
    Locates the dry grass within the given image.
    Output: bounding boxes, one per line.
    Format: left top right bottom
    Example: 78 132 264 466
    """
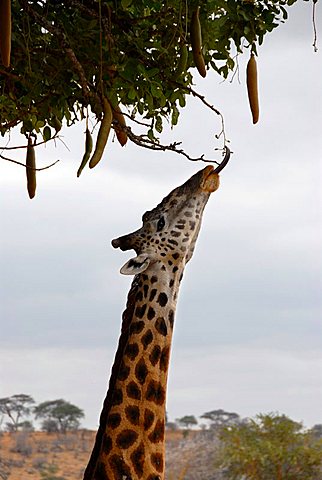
0 429 221 480
0 430 94 480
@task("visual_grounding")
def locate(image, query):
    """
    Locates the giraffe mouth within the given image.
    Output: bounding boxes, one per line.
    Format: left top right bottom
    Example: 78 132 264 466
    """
201 165 220 193
201 146 230 192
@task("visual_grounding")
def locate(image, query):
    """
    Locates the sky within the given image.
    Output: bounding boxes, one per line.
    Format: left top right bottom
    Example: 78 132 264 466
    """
1 2 322 430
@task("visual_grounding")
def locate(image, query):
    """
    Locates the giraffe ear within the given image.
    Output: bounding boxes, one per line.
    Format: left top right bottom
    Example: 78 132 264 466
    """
120 254 151 275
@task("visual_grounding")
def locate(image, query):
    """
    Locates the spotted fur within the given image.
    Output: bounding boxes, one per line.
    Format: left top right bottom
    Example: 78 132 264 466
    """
83 166 221 480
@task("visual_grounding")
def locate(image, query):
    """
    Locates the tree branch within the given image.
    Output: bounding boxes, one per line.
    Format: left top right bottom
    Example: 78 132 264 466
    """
126 127 228 166
0 154 60 171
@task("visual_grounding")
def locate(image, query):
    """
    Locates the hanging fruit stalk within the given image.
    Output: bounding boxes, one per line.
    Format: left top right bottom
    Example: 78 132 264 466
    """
89 97 113 169
77 128 93 177
26 137 36 199
112 105 128 147
0 0 11 67
173 42 188 79
246 53 259 124
190 6 206 78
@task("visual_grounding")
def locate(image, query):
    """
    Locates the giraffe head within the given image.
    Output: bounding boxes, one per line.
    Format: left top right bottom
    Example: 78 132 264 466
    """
112 151 230 275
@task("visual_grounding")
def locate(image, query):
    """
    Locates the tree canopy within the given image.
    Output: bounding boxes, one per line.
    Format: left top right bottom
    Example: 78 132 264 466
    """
34 399 84 433
218 413 322 480
0 0 305 181
201 408 240 429
0 394 35 432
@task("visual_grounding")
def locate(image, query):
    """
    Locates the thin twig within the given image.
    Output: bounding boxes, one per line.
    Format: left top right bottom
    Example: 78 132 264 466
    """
0 69 21 81
126 127 227 165
172 82 227 145
1 133 60 150
121 111 152 128
312 0 318 52
0 154 60 171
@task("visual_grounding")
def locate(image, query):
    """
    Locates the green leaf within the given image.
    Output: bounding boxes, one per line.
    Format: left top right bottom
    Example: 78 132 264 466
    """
155 115 163 133
121 0 133 8
43 126 52 142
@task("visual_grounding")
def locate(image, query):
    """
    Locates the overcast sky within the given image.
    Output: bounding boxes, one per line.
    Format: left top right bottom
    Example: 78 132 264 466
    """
1 2 321 430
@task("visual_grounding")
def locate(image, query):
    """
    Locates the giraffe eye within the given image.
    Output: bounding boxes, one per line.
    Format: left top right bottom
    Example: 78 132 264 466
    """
156 216 165 231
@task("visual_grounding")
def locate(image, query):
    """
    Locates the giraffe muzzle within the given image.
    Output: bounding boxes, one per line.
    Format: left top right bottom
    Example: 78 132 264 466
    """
111 231 138 251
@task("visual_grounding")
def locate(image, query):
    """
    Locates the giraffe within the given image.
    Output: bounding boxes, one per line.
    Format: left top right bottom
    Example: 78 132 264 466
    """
83 149 230 480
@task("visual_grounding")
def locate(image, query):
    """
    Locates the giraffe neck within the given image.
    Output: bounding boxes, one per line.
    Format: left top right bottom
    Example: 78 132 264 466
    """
84 262 184 480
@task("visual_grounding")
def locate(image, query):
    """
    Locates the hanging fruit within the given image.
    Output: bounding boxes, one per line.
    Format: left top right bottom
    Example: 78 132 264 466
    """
89 97 113 169
113 105 128 147
26 137 36 199
77 128 93 177
246 53 259 124
190 6 206 78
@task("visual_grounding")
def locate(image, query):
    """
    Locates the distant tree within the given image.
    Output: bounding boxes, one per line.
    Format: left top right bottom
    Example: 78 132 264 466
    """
200 409 240 430
34 399 84 434
5 420 34 433
41 419 60 434
311 424 322 439
176 415 198 439
0 394 35 432
165 422 178 432
218 413 322 480
176 415 198 430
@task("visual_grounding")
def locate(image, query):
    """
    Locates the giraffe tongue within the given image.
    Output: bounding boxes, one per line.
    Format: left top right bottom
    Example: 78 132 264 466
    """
201 166 220 193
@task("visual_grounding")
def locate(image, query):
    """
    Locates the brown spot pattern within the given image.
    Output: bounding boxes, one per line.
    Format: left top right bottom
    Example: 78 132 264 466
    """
135 358 148 384
141 329 153 349
125 405 140 426
149 288 157 301
130 442 145 477
146 380 165 405
109 454 131 479
144 408 155 431
126 381 141 400
151 452 164 473
168 309 174 328
149 345 161 366
130 321 145 335
160 346 170 372
147 306 156 320
112 388 123 406
148 419 165 444
106 413 121 430
157 292 168 307
135 304 147 319
168 239 178 246
125 342 139 360
155 317 168 336
136 290 143 302
117 361 130 381
116 429 138 449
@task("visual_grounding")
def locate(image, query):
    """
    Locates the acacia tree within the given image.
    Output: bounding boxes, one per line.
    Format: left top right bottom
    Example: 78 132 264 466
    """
218 413 322 480
1 0 314 195
34 399 84 433
200 408 240 430
0 394 35 432
176 414 198 429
